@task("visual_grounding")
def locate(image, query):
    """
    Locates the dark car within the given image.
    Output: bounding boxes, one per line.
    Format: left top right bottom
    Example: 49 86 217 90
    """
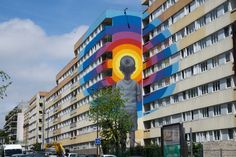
86 155 97 157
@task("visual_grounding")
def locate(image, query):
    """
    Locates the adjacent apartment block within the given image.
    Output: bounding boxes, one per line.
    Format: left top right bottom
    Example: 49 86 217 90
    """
44 10 141 153
23 92 47 149
4 103 26 144
141 0 236 145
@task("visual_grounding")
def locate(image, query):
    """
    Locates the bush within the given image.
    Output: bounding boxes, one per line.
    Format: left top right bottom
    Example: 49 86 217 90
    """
193 143 203 157
124 145 161 157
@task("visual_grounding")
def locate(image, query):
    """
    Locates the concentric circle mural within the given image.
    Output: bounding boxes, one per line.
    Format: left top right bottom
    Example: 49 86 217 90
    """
112 43 142 83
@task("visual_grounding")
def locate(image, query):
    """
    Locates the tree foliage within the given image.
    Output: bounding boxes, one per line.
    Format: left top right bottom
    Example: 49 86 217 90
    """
0 70 12 99
32 142 42 151
193 142 203 157
89 87 132 156
0 130 9 144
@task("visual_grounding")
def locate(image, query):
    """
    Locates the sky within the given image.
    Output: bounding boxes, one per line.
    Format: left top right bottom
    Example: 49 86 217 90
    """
0 0 141 128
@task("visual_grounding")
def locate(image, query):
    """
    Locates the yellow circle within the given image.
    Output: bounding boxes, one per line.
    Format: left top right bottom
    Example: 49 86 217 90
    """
112 44 142 82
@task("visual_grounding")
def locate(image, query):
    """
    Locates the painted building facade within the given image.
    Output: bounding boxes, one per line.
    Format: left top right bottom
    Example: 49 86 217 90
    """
141 0 236 145
44 10 141 153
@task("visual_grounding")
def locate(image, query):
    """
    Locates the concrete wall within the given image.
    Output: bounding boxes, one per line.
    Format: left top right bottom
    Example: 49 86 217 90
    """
17 113 24 143
203 141 236 157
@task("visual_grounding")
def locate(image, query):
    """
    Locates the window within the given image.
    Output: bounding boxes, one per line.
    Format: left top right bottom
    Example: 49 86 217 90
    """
211 33 218 44
198 16 206 27
226 78 231 88
211 9 217 21
188 88 198 98
214 130 221 140
187 45 194 56
217 5 225 17
183 112 186 121
213 81 220 91
212 57 219 68
202 108 209 118
227 103 232 113
200 61 208 72
228 129 234 140
225 52 231 62
201 84 208 95
218 29 225 40
199 39 207 49
190 1 197 12
173 8 185 23
182 91 186 100
186 22 195 34
214 105 221 116
173 95 179 103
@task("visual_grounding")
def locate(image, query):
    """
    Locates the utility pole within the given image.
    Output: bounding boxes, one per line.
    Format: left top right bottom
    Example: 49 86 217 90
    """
97 111 99 157
190 128 193 157
91 88 99 157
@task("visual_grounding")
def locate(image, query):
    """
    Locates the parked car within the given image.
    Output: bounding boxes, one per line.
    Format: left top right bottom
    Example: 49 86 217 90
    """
85 155 97 157
68 153 78 157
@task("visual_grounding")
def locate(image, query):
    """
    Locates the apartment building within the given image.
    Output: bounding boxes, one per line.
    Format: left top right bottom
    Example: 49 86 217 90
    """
23 92 47 149
4 103 26 144
141 0 236 145
44 10 141 153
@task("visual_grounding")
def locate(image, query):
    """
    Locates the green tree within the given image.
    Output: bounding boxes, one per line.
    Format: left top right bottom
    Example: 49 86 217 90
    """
89 87 132 156
32 142 42 151
0 130 9 144
193 143 203 157
0 70 12 99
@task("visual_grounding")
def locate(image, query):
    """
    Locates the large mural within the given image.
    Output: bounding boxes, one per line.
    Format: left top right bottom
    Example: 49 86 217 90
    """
76 10 142 120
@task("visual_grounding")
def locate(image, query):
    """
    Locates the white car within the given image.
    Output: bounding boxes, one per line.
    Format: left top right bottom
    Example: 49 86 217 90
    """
68 153 78 157
100 155 117 157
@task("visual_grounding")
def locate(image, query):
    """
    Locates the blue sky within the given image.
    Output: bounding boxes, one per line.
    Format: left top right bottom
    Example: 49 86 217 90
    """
0 0 141 35
0 0 141 128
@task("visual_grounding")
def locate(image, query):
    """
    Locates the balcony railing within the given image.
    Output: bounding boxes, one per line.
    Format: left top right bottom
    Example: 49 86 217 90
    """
70 123 77 129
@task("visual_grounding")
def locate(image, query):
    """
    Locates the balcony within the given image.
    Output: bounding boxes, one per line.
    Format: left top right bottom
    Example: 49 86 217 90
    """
53 117 61 124
70 96 77 103
70 110 77 116
70 83 78 91
53 128 61 135
70 122 77 129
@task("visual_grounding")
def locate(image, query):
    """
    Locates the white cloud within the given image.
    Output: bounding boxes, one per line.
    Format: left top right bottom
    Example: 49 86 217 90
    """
0 18 88 128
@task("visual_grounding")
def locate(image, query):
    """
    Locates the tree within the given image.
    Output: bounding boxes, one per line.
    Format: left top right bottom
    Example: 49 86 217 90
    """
0 70 12 99
0 130 9 144
89 87 132 156
32 142 42 151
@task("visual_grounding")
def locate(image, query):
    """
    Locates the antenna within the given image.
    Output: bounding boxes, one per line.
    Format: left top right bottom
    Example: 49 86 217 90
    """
124 8 130 29
124 8 128 15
